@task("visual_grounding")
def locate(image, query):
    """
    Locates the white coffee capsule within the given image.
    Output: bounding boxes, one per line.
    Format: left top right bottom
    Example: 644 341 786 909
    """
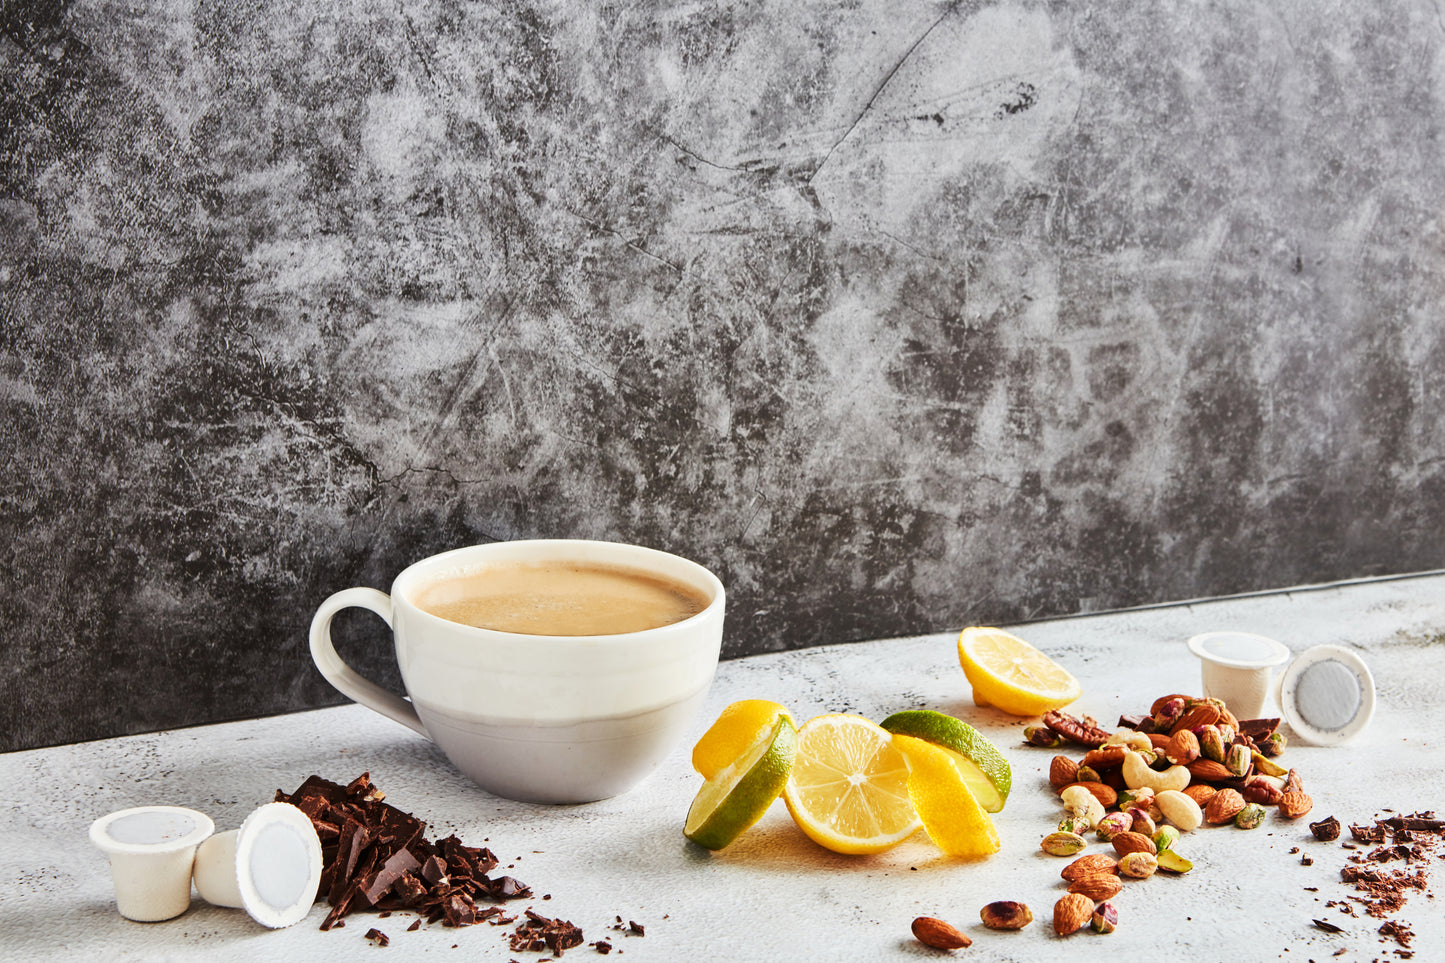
90 806 215 922
1277 644 1375 746
192 802 322 928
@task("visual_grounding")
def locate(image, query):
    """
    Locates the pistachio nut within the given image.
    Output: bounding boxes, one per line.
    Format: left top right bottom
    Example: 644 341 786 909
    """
1117 851 1158 879
1024 726 1064 749
1235 803 1267 830
1128 807 1157 837
1152 696 1186 729
1197 724 1226 763
1156 849 1193 873
1074 764 1101 784
1152 824 1181 852
1041 831 1089 857
1226 742 1252 777
979 901 1033 930
1058 815 1092 835
1090 901 1119 934
1094 811 1132 842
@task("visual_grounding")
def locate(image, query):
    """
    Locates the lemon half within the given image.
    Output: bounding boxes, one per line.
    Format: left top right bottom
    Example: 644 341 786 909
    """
957 626 1081 717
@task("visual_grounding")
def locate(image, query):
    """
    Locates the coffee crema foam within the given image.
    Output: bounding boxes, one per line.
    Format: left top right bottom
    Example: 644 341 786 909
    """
412 561 710 636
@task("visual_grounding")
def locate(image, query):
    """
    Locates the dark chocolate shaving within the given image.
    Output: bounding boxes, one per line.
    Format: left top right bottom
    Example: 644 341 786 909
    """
275 773 530 933
511 910 584 955
1312 918 1345 934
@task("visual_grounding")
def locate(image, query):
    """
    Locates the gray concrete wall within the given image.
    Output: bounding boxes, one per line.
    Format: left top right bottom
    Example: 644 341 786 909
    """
2 0 1442 751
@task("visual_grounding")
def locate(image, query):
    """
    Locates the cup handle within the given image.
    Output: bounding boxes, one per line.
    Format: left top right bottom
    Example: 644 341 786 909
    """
309 587 429 738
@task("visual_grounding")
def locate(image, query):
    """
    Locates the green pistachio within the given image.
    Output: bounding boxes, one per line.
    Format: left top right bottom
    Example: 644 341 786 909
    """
1235 803 1267 830
1041 831 1089 857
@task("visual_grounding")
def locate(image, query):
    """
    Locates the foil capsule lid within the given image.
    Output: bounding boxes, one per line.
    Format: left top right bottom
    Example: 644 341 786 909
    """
1277 644 1376 746
232 802 324 928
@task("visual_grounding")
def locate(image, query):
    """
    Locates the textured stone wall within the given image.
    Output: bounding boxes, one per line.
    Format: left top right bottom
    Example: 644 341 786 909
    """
3 0 1443 750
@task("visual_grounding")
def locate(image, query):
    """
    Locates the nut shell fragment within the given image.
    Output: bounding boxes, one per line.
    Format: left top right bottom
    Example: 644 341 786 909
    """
1279 791 1314 819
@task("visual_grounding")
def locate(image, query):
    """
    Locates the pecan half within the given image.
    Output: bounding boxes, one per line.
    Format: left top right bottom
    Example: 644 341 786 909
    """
1043 710 1110 748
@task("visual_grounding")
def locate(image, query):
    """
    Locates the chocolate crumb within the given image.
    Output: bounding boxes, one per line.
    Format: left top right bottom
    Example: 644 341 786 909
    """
1311 816 1342 842
592 940 613 954
407 919 421 932
1312 919 1344 934
365 927 390 946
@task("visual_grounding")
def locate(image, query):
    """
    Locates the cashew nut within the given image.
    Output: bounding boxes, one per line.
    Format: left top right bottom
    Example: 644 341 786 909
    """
1154 789 1204 832
1104 729 1153 753
1059 784 1106 829
1121 750 1190 793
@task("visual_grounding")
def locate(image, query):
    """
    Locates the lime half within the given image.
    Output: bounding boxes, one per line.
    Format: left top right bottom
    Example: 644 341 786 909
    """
880 709 1012 812
684 715 797 851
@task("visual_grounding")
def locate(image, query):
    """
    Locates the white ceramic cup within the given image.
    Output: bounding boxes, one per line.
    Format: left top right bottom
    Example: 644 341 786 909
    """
310 539 725 804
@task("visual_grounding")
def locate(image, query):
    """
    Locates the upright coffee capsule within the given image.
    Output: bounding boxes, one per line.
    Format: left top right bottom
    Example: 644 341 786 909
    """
90 806 215 922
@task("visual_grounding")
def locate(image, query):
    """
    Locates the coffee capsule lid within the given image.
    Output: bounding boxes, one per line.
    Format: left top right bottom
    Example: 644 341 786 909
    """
1187 631 1292 669
90 805 215 855
1278 644 1375 746
232 802 323 928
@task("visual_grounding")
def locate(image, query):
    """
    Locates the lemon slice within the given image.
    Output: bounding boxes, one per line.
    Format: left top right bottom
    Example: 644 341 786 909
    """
782 714 921 855
957 626 1081 717
891 734 1001 858
692 700 794 781
684 715 796 851
879 709 1011 812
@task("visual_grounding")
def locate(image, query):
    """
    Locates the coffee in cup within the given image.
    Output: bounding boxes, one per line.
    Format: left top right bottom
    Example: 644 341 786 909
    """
309 540 725 804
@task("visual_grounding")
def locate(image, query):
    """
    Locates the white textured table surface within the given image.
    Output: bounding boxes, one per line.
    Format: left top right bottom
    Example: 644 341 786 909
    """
4 574 1444 962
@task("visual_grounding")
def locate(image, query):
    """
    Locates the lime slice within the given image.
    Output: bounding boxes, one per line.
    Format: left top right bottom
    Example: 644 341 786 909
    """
684 715 796 851
891 734 1001 858
880 709 1012 812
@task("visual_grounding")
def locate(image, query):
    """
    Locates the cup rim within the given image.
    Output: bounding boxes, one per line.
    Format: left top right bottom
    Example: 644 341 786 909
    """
1186 630 1292 670
389 538 725 642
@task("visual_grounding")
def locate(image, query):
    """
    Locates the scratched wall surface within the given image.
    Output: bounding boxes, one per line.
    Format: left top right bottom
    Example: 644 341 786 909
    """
3 0 1444 750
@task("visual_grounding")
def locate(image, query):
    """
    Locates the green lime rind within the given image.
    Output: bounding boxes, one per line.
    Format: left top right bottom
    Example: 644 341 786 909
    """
879 709 1011 813
684 715 797 851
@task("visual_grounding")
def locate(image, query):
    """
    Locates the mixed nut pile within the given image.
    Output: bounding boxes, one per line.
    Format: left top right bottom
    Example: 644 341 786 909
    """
1026 694 1313 936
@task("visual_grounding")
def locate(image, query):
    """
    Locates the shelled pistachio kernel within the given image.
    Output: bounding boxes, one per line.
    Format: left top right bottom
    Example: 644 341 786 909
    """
1235 803 1267 830
1058 815 1092 835
1118 851 1158 878
1156 849 1193 873
1041 831 1089 856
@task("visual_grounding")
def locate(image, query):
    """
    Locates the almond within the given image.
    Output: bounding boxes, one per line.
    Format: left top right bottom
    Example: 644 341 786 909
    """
911 916 971 950
1067 780 1118 809
1183 784 1218 806
1060 853 1118 880
1187 758 1234 783
1049 755 1079 790
1204 788 1246 824
1147 732 1173 751
1052 893 1094 936
1068 873 1124 901
1170 703 1221 735
1165 730 1200 766
1111 831 1157 856
1279 790 1314 819
1150 693 1194 716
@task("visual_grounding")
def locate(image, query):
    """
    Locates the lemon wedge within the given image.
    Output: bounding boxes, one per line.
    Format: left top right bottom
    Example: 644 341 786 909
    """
684 715 796 851
879 709 1011 812
782 714 921 855
957 626 1081 717
692 700 794 781
891 734 1001 858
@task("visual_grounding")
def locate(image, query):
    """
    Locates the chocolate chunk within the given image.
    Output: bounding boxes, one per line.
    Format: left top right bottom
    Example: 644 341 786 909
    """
1310 816 1342 842
364 927 389 946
